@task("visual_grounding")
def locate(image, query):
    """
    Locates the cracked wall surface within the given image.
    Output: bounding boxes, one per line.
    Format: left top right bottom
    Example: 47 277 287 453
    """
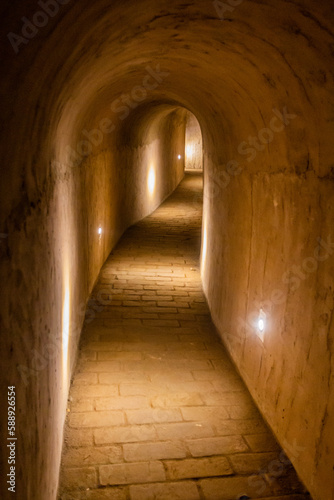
0 0 333 499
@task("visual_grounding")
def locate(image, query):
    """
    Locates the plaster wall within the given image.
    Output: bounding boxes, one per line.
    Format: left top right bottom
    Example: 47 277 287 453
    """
0 84 186 499
185 111 203 171
0 1 334 499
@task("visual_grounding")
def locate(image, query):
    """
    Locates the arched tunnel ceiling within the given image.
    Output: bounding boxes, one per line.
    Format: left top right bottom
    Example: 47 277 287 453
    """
1 0 334 218
52 0 333 153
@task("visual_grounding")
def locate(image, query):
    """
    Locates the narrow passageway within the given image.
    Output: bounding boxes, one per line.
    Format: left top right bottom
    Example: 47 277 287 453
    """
58 173 309 500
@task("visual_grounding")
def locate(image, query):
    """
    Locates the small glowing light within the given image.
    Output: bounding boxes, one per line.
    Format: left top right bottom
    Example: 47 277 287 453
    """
257 309 266 341
178 155 182 160
148 166 156 195
98 227 102 235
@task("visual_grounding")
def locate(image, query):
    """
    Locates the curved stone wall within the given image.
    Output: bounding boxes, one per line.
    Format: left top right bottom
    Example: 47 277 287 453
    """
0 1 333 498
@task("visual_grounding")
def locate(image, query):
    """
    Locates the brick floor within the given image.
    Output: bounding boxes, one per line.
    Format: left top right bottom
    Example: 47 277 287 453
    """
58 173 311 499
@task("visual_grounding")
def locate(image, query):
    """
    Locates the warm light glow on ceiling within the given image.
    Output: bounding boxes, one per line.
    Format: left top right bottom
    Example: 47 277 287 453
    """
148 165 156 196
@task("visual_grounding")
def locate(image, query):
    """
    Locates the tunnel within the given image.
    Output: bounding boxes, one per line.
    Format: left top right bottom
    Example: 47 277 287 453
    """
0 0 334 499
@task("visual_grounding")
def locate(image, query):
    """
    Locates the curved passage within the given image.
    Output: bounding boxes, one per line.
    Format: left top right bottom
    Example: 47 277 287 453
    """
1 2 334 499
58 174 309 499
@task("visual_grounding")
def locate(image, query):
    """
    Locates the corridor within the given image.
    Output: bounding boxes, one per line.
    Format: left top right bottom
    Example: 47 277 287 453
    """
58 173 309 500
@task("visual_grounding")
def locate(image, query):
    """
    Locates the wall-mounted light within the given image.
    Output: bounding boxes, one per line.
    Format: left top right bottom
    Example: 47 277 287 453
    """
257 308 266 341
178 155 182 160
98 227 102 235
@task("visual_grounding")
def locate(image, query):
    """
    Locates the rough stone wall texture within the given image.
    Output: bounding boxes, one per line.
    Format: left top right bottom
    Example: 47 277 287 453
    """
185 112 203 170
0 0 333 499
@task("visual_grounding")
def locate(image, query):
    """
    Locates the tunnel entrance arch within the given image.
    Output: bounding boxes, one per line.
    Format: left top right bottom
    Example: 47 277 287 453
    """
112 100 204 223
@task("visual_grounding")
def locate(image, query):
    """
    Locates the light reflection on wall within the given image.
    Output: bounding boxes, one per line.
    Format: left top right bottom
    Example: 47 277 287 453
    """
148 164 156 196
201 224 208 270
185 112 202 171
61 269 71 387
186 143 194 160
256 309 266 342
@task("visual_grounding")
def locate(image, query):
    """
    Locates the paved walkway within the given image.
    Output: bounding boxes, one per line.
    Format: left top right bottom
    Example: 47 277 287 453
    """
58 173 310 500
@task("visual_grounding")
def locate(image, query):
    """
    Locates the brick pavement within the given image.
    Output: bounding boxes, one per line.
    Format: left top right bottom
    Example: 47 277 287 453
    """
58 173 311 500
